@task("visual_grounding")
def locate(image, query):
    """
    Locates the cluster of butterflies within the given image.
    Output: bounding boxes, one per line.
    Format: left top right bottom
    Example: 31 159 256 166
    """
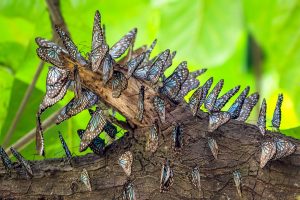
1 9 296 199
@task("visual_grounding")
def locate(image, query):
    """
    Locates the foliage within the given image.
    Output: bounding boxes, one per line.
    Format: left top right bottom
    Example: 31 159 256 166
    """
0 0 299 159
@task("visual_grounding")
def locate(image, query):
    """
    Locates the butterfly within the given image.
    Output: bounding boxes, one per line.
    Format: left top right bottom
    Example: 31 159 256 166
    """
204 79 224 113
73 65 82 99
153 96 165 123
56 89 99 124
233 170 242 198
109 28 137 59
55 25 87 66
207 137 219 159
172 123 183 151
90 10 108 72
189 68 207 79
80 107 107 152
199 77 214 109
77 129 105 155
260 140 276 168
126 52 145 79
257 98 267 136
58 131 72 161
102 53 114 84
160 159 174 192
136 85 145 122
213 85 240 112
146 49 170 84
123 182 136 200
35 37 68 53
80 168 92 191
162 51 176 72
208 111 231 132
227 86 250 119
119 151 133 177
271 93 283 131
111 71 128 98
10 147 33 177
36 46 66 67
145 121 159 153
174 77 200 103
191 166 201 191
0 146 13 175
273 137 296 160
188 87 203 116
236 92 259 122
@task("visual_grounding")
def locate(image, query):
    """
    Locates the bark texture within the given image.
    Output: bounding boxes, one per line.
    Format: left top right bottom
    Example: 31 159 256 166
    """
1 105 300 200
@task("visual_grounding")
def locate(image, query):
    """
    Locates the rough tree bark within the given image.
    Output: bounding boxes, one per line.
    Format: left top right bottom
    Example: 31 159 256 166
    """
0 105 300 199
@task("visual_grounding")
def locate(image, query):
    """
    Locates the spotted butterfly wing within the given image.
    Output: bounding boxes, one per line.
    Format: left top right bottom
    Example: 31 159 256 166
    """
174 77 200 103
153 96 165 123
273 137 296 160
35 37 68 54
58 131 72 161
236 92 259 122
228 86 250 119
146 121 159 153
160 159 174 192
257 98 267 136
109 28 137 59
188 87 203 116
119 151 133 176
271 93 283 131
102 53 114 84
111 71 128 98
77 129 105 155
162 51 176 72
260 140 276 168
213 85 240 112
233 170 242 197
80 107 107 151
136 85 145 122
90 10 108 72
199 77 214 109
10 147 33 177
0 146 13 175
204 79 224 113
126 52 145 78
55 25 87 66
207 137 219 159
172 124 183 151
208 111 230 132
80 168 92 191
189 68 207 79
36 47 65 67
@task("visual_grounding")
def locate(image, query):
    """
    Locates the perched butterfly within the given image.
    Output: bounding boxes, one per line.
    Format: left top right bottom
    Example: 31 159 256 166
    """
123 182 136 200
90 10 108 72
10 147 33 177
145 121 159 153
271 93 283 131
35 37 68 53
236 92 259 122
119 151 133 177
136 85 145 122
174 77 200 103
80 168 92 191
273 137 296 160
102 53 114 84
153 96 165 123
80 107 107 152
73 65 82 99
257 98 267 136
228 86 250 119
204 79 224 113
77 129 105 155
208 112 231 132
126 52 145 79
146 49 170 84
111 71 128 98
199 77 214 109
162 51 176 72
0 146 13 175
55 25 87 66
172 123 183 151
58 131 72 161
36 47 66 67
233 170 242 198
141 39 157 66
260 140 276 168
160 159 174 192
189 68 207 79
103 121 118 139
56 89 98 124
207 137 219 159
213 85 240 112
110 28 137 59
191 166 201 191
188 87 203 116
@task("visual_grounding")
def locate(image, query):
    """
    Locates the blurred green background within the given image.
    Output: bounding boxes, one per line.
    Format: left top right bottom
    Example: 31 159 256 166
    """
0 0 299 160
